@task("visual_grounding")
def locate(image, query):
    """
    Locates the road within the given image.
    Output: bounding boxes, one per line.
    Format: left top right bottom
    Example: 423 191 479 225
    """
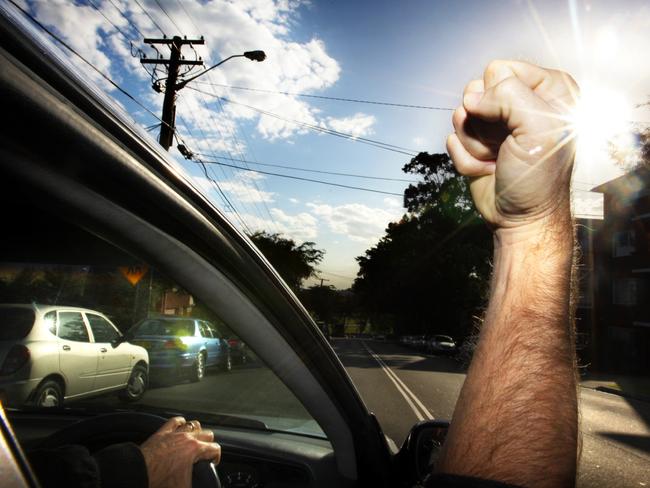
334 338 650 488
80 338 649 486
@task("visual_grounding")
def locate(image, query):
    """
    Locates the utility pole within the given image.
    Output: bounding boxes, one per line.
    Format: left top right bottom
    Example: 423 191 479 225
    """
318 277 330 287
141 36 204 151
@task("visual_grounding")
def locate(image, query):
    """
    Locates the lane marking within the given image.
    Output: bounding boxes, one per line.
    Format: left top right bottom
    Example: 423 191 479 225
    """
362 341 434 421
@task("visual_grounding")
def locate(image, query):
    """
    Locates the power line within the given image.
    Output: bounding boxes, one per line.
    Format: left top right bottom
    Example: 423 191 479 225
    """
187 86 418 156
106 0 146 40
194 159 404 196
193 153 417 182
133 0 166 35
10 0 171 132
152 0 182 32
198 81 456 111
176 117 254 234
11 0 258 235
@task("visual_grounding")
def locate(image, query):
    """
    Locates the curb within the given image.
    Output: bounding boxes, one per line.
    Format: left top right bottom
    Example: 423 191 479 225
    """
593 386 650 404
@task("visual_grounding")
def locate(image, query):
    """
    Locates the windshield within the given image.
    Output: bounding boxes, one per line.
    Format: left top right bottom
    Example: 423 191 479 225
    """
0 308 35 340
133 319 197 337
0 198 324 438
3 1 650 486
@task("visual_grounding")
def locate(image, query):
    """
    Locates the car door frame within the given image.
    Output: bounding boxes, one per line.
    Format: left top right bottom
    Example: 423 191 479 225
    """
0 8 394 486
55 309 98 399
83 312 132 391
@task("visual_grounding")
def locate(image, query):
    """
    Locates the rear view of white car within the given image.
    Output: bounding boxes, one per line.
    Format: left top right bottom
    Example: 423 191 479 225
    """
0 304 149 407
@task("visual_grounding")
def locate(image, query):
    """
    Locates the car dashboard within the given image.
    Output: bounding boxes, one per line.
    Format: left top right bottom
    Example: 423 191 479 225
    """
7 412 343 488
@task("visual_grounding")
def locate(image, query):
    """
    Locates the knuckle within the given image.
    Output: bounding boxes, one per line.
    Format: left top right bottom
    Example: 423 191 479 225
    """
484 59 508 80
452 108 465 130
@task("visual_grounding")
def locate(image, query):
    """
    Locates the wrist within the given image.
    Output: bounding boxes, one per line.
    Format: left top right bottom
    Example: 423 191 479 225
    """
493 209 573 250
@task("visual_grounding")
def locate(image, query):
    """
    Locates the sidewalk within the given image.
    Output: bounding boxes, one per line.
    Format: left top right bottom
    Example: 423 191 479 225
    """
580 373 650 403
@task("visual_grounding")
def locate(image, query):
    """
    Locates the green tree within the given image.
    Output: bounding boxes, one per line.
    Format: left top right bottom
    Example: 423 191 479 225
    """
353 152 492 340
248 232 324 291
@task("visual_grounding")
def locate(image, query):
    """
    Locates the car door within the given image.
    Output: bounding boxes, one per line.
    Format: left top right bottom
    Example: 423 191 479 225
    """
85 312 131 390
198 321 221 367
56 310 97 398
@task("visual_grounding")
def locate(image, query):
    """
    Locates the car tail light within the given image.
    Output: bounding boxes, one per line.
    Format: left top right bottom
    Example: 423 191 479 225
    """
1 345 30 375
163 338 187 351
227 339 239 347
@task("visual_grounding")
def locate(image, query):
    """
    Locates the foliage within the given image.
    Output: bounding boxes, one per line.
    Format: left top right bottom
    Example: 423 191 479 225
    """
353 152 492 339
248 231 324 291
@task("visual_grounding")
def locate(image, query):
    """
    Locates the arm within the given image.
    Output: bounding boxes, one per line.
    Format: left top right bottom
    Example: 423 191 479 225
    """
436 61 580 488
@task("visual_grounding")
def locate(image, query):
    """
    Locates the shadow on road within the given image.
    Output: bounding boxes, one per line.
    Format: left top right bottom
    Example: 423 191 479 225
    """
333 339 466 375
598 432 650 455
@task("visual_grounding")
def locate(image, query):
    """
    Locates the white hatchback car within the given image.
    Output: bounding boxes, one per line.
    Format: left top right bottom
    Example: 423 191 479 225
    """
0 304 149 407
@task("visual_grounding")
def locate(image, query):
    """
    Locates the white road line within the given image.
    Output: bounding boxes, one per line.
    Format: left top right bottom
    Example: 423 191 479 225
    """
362 341 434 421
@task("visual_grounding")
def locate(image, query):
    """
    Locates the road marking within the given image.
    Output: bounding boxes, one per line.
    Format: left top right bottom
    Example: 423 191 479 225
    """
362 341 434 421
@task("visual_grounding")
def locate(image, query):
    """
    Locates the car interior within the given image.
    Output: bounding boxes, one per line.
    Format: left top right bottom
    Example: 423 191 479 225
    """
0 4 429 487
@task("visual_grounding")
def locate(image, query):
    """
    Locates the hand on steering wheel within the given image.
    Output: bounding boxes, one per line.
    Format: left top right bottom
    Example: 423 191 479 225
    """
141 416 221 488
36 412 221 488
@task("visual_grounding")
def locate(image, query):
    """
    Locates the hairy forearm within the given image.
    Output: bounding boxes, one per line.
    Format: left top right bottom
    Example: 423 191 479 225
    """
437 214 578 487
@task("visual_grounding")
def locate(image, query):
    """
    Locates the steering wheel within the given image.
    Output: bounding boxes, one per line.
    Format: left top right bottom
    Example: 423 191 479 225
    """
36 412 221 488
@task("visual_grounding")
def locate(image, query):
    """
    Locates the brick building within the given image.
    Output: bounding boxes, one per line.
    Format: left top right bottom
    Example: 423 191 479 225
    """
591 166 650 374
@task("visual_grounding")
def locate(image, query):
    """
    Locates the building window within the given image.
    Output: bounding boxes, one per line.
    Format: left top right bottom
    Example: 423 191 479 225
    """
612 230 635 257
612 278 637 306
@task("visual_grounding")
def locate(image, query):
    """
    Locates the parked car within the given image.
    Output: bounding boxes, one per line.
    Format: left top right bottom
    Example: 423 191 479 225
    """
224 335 249 364
0 304 149 407
427 335 457 356
130 316 231 381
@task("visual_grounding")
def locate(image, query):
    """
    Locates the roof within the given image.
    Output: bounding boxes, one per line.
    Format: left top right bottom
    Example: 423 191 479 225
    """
590 165 650 195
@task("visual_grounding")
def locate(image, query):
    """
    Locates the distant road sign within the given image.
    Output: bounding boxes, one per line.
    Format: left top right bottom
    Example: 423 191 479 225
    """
119 265 148 286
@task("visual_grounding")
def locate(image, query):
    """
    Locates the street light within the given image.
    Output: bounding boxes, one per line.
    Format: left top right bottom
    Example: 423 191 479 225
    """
175 50 266 90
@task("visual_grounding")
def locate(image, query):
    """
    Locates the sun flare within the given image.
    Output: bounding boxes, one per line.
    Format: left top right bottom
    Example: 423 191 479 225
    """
571 82 634 159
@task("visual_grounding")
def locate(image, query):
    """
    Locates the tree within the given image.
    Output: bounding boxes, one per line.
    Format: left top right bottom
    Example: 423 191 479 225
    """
248 231 324 291
353 152 492 340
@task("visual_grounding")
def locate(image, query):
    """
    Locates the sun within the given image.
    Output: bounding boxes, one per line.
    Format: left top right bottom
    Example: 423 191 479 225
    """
570 82 634 161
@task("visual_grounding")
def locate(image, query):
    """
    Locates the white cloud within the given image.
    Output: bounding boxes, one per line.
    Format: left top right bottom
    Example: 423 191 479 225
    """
28 0 365 144
383 197 402 208
307 202 402 243
289 197 300 204
244 208 319 242
324 113 376 138
193 174 274 204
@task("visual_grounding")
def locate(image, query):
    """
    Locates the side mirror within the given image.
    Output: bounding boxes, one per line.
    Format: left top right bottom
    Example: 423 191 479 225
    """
397 420 450 484
112 332 133 348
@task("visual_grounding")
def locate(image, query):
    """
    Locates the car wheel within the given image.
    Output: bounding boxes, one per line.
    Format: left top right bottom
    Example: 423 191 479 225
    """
119 365 148 402
190 352 206 382
223 353 232 372
34 380 63 408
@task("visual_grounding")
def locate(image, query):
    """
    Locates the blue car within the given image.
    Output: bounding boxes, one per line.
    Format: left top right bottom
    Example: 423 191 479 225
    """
130 317 231 382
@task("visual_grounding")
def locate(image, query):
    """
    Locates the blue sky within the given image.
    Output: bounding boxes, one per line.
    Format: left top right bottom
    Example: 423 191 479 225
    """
16 0 650 287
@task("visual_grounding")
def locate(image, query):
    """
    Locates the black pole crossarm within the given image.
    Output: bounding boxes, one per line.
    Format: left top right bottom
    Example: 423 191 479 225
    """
141 59 203 65
144 37 205 45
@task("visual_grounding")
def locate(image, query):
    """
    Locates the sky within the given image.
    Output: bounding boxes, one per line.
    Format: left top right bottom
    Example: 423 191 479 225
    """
12 0 650 288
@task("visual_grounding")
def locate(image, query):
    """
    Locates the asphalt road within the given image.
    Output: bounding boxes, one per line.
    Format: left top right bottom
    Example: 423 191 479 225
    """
333 338 650 488
80 338 649 486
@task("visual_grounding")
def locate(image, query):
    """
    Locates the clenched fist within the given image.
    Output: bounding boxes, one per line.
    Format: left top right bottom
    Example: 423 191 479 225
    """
447 60 579 234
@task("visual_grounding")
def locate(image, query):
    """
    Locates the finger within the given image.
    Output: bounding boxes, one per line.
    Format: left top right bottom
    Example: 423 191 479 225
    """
464 78 484 95
463 76 555 132
194 429 214 442
158 416 186 434
447 133 495 177
195 442 222 465
483 60 578 108
453 106 499 161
